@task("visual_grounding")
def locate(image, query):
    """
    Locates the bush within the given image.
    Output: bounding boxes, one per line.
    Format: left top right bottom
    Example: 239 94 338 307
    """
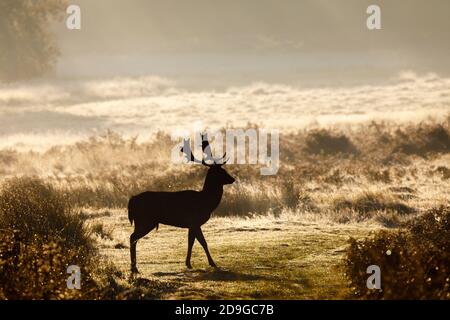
0 230 176 300
0 177 92 254
304 130 359 156
392 124 450 156
0 177 100 299
334 191 414 216
0 232 99 299
344 206 450 299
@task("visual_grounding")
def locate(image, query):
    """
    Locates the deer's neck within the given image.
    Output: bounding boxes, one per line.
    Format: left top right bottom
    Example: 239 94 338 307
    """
202 180 224 210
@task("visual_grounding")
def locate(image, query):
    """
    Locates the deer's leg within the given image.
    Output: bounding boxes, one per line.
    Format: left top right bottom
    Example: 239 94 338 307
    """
186 228 195 269
130 223 156 273
195 227 217 268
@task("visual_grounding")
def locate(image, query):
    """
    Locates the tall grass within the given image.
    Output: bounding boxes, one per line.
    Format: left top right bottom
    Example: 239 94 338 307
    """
0 117 449 299
0 117 448 220
304 129 359 155
333 191 415 216
0 176 188 299
0 177 96 298
0 177 92 253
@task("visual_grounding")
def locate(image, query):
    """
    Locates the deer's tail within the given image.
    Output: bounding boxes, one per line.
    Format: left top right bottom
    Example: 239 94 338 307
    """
128 196 136 225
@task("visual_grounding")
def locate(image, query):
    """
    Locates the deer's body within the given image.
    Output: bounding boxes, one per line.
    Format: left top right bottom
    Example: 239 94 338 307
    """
128 184 223 228
128 145 234 273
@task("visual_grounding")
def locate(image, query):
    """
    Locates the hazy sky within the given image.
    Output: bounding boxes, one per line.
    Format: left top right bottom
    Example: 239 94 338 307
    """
53 0 450 85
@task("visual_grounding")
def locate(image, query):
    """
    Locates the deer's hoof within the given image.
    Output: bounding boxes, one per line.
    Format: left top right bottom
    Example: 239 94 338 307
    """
209 262 218 268
186 263 193 269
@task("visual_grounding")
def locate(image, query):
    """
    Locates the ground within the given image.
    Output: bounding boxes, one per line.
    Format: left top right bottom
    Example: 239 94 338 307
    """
93 210 381 299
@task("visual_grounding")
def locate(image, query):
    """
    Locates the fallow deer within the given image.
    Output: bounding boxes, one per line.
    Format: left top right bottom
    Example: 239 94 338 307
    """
128 135 235 273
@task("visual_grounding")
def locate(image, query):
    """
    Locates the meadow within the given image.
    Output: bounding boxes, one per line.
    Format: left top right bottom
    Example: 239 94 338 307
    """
1 115 449 299
1 0 450 300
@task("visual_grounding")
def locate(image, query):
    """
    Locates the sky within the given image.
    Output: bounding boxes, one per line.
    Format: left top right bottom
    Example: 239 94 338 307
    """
53 0 450 87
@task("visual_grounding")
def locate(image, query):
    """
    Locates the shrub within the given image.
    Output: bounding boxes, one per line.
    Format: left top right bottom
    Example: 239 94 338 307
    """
0 177 93 255
304 130 359 156
0 230 175 300
392 124 450 156
0 231 99 299
0 177 100 299
334 191 414 216
344 206 450 299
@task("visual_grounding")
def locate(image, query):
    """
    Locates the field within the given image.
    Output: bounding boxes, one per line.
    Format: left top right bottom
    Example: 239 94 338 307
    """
2 110 449 299
2 0 450 301
91 209 379 299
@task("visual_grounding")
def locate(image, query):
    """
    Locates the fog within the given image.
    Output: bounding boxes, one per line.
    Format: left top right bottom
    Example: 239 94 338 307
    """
53 0 450 86
1 1 449 151
1 72 449 150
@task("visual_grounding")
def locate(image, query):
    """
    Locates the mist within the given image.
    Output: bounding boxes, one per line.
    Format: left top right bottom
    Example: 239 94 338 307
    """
1 0 450 150
52 0 450 86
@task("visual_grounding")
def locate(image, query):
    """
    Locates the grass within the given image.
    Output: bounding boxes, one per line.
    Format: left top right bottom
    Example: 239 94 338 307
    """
0 177 93 253
0 117 449 299
0 120 448 219
92 210 378 299
304 129 359 156
0 177 97 299
333 191 415 216
91 222 114 240
0 178 178 299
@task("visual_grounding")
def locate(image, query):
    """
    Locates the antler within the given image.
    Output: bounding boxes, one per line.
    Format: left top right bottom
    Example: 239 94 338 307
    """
180 137 213 167
200 133 227 165
180 133 227 166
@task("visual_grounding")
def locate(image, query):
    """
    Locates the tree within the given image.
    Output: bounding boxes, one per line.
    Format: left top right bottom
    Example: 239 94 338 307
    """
0 0 66 82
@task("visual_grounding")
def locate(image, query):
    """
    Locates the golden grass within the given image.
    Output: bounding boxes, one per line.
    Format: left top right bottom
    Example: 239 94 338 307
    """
0 117 449 299
90 209 380 299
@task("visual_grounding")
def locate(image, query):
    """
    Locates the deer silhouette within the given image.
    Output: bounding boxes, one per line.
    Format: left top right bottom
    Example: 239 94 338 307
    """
128 134 235 273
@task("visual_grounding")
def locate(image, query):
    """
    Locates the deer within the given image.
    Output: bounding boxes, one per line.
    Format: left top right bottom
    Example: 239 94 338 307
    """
128 134 235 273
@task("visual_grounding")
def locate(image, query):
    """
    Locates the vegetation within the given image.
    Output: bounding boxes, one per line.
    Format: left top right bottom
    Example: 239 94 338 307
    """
0 177 169 299
0 117 449 299
0 118 448 219
304 129 359 156
0 177 91 250
0 178 95 299
345 206 450 299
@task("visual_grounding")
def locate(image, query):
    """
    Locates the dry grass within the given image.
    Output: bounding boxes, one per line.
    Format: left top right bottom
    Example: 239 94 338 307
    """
333 191 415 216
0 117 449 299
92 209 379 299
0 178 172 299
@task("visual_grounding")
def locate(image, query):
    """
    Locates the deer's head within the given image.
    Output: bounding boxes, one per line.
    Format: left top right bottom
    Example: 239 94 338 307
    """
204 162 235 186
181 134 235 187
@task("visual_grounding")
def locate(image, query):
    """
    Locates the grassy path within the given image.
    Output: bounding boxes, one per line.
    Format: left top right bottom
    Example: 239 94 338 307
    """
96 211 378 299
